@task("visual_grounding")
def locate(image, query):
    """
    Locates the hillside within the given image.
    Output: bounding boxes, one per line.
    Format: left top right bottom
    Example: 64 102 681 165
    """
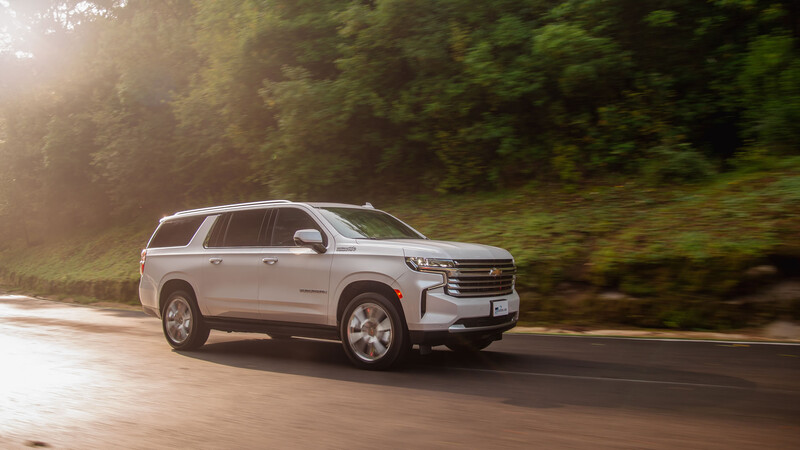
2 159 798 330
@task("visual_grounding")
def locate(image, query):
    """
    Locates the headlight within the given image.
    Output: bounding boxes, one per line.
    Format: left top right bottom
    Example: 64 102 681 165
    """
405 257 455 271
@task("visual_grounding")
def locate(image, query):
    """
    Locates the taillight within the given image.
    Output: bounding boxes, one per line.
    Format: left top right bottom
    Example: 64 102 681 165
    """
140 249 147 275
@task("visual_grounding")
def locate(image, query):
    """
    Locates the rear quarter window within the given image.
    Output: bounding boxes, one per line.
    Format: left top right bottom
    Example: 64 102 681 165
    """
148 216 206 248
205 209 270 248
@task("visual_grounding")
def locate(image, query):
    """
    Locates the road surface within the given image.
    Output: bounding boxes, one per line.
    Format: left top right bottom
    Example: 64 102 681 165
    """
1 294 798 449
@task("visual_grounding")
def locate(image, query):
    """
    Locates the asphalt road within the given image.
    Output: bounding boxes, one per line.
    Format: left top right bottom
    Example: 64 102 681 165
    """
1 294 798 449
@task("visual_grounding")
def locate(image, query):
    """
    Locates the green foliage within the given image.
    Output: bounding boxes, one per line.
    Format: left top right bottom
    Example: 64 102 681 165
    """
643 10 678 28
551 144 582 182
642 142 715 184
588 162 800 298
737 33 800 153
0 0 798 241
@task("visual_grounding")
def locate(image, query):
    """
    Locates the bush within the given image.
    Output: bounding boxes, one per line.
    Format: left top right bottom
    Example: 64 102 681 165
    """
643 142 715 184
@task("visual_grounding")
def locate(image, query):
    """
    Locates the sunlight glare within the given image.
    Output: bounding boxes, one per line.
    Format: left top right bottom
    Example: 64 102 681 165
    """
0 331 101 429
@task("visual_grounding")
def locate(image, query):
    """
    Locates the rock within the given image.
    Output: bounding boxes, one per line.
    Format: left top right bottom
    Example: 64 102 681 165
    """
767 281 800 302
729 280 800 305
554 282 593 307
763 321 800 340
744 265 778 278
597 291 627 301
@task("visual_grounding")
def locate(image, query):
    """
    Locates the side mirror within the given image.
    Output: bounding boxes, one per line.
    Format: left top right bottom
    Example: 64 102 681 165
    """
293 229 326 253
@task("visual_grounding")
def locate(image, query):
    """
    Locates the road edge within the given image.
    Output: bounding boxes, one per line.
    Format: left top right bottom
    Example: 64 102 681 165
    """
2 288 798 344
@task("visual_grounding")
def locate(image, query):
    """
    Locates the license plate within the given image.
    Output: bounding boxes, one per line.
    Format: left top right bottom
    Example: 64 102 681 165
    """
492 300 509 317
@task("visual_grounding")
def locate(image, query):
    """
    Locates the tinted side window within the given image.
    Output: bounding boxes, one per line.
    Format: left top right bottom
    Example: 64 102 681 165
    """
149 216 205 248
223 209 268 247
270 208 327 247
204 214 229 248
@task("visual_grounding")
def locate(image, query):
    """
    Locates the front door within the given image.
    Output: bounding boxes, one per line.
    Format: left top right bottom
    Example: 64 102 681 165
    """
258 207 333 324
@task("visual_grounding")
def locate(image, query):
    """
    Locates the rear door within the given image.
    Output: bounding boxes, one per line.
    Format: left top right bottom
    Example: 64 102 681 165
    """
198 209 270 319
258 207 334 324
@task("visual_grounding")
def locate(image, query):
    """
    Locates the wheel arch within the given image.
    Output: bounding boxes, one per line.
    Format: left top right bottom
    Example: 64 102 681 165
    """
336 280 406 330
159 279 197 315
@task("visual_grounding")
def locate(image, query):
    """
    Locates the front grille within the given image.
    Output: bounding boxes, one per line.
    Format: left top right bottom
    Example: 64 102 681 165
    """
445 259 516 298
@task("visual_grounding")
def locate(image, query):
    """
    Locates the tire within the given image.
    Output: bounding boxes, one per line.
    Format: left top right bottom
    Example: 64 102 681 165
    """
162 290 210 351
340 292 409 370
445 336 494 353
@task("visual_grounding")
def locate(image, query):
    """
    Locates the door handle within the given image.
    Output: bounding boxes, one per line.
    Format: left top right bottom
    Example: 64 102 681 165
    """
262 257 278 265
209 257 223 265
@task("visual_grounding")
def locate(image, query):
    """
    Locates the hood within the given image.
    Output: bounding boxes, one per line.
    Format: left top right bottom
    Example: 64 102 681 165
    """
355 239 513 261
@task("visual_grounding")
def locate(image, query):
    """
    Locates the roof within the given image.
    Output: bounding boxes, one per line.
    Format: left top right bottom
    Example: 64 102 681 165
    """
163 200 376 221
171 200 293 217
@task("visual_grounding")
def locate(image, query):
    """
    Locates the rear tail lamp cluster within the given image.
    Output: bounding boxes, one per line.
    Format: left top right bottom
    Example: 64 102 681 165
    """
140 249 147 275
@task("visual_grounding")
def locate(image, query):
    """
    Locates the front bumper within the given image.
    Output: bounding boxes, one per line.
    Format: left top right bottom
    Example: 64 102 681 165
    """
408 313 518 346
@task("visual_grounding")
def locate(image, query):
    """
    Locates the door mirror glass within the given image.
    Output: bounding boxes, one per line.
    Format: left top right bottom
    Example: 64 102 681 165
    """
293 229 326 253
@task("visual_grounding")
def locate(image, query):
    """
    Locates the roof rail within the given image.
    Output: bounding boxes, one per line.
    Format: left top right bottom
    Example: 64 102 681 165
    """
173 200 292 216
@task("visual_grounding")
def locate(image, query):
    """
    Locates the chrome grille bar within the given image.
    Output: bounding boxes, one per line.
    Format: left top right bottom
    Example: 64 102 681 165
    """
445 259 515 298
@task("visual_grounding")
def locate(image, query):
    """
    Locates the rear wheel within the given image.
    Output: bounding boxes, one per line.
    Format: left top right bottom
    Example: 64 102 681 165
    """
340 292 408 370
162 290 210 350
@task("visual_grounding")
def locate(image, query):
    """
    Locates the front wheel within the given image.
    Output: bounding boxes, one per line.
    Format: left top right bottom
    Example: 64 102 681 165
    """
340 292 409 370
162 290 210 351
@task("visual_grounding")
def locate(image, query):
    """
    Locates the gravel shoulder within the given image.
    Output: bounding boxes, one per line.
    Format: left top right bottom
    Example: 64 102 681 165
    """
512 324 800 343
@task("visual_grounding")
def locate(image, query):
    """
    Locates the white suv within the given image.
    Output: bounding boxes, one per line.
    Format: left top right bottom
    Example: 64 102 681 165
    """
139 200 519 369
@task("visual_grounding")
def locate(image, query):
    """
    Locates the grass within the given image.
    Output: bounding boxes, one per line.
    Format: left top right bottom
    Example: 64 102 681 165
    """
400 159 798 279
0 220 153 304
0 220 151 284
1 158 799 327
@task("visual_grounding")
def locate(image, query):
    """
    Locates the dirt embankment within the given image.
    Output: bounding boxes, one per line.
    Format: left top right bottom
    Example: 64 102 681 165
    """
0 267 139 305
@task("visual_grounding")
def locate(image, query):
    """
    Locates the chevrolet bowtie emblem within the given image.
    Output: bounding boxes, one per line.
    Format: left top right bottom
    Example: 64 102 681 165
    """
489 268 502 277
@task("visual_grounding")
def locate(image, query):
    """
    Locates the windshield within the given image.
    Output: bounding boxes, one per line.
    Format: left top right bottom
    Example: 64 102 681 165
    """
318 207 425 240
